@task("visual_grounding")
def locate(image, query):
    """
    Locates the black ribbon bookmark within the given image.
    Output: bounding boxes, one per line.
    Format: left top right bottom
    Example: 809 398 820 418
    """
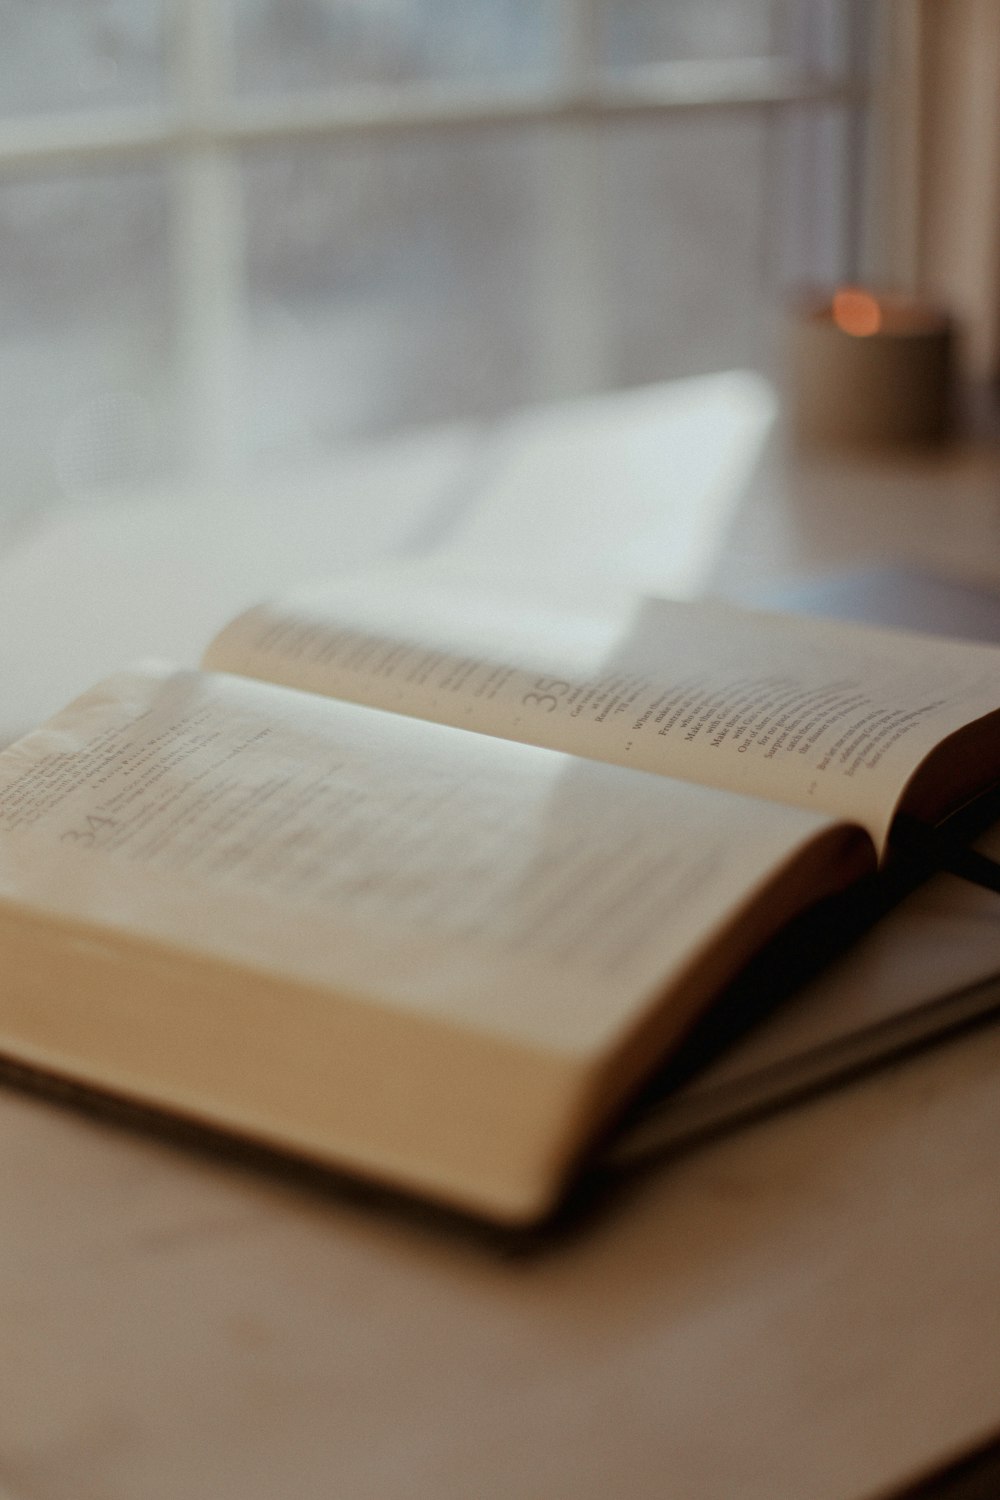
890 814 1000 895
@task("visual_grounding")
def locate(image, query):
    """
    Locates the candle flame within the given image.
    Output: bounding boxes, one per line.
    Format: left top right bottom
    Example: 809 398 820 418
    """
832 287 882 337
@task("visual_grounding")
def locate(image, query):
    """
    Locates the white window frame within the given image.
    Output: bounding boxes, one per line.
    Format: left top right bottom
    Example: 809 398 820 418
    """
0 0 871 482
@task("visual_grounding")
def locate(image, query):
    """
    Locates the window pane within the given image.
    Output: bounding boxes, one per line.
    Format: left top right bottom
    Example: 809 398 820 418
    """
599 0 786 67
600 115 772 385
243 132 554 460
0 1 165 117
241 113 804 463
232 0 556 97
0 166 176 522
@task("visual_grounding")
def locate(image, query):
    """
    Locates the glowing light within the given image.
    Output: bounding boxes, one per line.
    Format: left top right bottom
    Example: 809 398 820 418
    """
831 287 883 337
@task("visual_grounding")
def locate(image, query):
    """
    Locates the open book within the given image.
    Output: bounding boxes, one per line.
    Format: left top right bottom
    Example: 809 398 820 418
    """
2 563 1000 1226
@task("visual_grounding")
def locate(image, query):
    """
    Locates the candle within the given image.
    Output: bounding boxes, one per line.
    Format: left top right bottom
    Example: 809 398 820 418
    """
787 287 956 446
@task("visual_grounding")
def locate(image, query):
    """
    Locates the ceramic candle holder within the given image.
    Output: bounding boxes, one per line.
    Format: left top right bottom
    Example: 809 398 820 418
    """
787 287 956 447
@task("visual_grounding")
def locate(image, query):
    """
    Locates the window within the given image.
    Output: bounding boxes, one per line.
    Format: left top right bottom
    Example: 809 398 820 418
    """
0 1 875 527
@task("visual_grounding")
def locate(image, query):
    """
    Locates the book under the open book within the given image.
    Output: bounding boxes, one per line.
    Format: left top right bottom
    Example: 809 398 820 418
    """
2 563 1000 1226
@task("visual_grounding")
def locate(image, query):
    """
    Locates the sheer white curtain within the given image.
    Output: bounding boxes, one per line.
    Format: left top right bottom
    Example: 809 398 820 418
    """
881 0 1000 383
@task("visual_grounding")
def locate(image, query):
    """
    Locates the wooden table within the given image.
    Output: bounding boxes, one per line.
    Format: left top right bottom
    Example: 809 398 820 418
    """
2 376 1000 1500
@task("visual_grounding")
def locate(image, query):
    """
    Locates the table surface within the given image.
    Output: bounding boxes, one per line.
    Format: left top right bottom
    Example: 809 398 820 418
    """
2 375 1000 1500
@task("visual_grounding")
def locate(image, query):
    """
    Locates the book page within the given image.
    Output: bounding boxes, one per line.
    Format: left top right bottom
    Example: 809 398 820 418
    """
204 567 1000 854
0 666 855 1060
